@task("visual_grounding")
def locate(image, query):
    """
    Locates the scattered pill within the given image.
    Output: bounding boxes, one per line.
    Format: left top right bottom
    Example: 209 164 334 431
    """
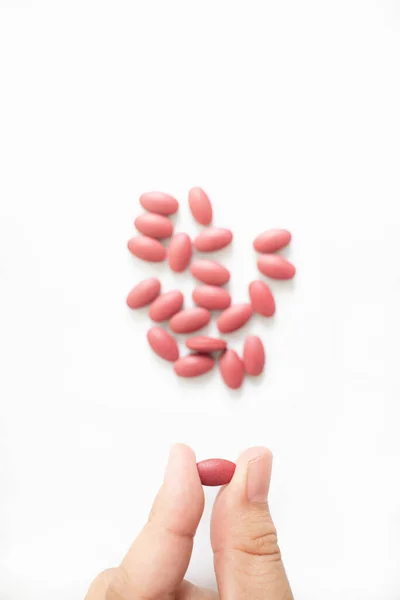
217 303 253 334
257 255 296 279
243 335 265 376
194 228 233 252
190 260 230 286
174 354 214 377
192 286 231 310
253 229 292 253
126 278 161 309
249 280 276 317
149 290 184 322
147 326 179 362
134 213 173 239
170 307 211 334
186 336 227 353
197 458 236 486
188 187 213 225
219 349 245 389
168 233 192 272
140 191 179 215
128 235 166 262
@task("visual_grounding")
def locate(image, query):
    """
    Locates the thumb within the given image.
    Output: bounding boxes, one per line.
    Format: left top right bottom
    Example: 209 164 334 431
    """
210 447 294 600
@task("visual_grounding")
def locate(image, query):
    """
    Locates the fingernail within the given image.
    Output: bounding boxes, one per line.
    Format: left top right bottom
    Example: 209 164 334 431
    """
247 450 272 503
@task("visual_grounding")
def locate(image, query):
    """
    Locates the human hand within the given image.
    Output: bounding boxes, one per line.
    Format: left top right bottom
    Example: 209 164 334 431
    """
86 444 294 600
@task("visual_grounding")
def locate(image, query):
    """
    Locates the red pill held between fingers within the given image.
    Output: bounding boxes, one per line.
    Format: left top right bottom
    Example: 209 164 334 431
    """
149 290 184 322
190 260 230 286
128 235 166 262
134 213 173 239
126 278 161 309
168 233 192 272
243 335 265 376
253 229 292 254
219 349 245 390
249 280 276 317
174 354 214 378
188 187 213 225
186 336 227 353
197 458 236 486
147 326 179 362
192 286 231 311
257 255 296 280
170 307 211 334
194 228 233 253
139 192 179 215
217 303 253 334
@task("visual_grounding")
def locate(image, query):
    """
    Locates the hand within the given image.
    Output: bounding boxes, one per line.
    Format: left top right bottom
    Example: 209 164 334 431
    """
86 444 294 600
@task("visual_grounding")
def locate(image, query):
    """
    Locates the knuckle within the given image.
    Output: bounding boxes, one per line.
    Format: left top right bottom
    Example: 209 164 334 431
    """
233 513 281 560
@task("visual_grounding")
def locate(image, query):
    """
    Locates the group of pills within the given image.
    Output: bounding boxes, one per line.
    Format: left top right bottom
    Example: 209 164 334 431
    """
127 188 295 390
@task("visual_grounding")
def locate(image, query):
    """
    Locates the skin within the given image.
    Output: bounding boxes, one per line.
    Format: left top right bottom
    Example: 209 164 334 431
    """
85 444 294 600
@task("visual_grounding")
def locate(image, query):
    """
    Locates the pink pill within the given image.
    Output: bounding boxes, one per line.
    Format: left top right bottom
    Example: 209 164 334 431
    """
194 228 233 252
217 304 253 334
249 280 276 317
147 326 179 362
127 235 166 262
174 354 214 377
170 307 211 334
139 191 179 215
168 233 192 272
243 335 265 376
190 260 230 286
126 278 161 309
192 286 231 310
257 255 296 279
197 459 236 486
188 187 213 225
134 213 173 239
219 349 245 390
253 229 292 253
149 290 184 322
186 336 227 353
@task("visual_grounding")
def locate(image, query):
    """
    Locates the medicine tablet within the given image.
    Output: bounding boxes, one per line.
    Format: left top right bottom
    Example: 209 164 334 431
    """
253 229 292 253
257 255 296 280
194 228 233 252
243 335 265 376
127 235 166 262
249 280 276 317
149 290 184 322
190 260 230 286
126 278 161 309
219 349 245 389
192 286 231 310
134 213 173 239
197 458 236 486
147 327 179 362
140 192 179 215
188 187 213 225
170 307 211 334
168 233 192 272
186 336 227 353
217 304 253 334
174 355 214 377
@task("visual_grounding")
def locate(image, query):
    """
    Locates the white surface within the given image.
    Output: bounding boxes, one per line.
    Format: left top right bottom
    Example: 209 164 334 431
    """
1 1 400 598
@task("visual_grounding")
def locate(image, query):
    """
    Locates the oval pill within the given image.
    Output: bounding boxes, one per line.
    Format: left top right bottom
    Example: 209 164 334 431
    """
188 187 213 225
134 213 173 239
219 349 245 389
170 307 211 334
149 290 184 322
194 228 233 252
257 255 296 279
190 260 230 286
253 229 292 253
126 278 161 309
127 235 166 262
139 191 179 215
174 354 214 377
168 233 192 272
197 459 236 486
249 280 276 317
192 286 231 310
147 326 179 362
217 304 253 334
243 335 265 376
186 336 227 353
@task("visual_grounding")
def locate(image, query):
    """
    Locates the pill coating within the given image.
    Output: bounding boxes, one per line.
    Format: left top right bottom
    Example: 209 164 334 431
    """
134 213 173 239
257 255 296 280
253 229 292 254
194 228 233 252
243 335 265 376
190 260 230 286
168 233 192 272
128 236 166 262
188 187 213 225
217 304 253 333
186 336 227 353
127 278 161 309
197 458 236 486
249 280 276 317
174 355 214 377
149 290 184 322
219 349 245 389
170 307 211 334
192 286 231 310
147 326 179 362
140 192 179 215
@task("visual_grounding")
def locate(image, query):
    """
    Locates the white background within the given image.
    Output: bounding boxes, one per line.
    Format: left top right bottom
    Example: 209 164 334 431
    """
1 1 400 599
